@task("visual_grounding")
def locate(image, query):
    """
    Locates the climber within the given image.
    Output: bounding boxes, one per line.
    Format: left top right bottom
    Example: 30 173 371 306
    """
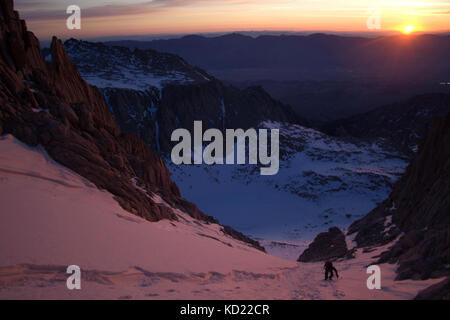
324 261 339 280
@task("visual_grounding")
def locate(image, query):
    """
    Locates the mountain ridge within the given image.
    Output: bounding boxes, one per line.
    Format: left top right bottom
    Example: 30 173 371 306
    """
62 38 304 153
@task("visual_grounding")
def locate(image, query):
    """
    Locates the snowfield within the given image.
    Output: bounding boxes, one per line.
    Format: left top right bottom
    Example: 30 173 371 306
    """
0 135 442 300
168 121 408 244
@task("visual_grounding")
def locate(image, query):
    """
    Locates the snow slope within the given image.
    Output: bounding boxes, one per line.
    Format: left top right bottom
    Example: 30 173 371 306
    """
0 135 442 299
0 135 288 274
168 121 408 243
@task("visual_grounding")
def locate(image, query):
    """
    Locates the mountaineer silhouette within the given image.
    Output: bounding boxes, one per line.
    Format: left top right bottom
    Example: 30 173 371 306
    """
324 261 339 280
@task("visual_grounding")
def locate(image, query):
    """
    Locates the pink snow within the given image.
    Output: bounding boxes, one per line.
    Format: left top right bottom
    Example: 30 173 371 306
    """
0 135 443 300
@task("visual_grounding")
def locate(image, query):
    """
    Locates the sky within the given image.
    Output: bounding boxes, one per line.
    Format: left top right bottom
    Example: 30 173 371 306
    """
15 0 450 40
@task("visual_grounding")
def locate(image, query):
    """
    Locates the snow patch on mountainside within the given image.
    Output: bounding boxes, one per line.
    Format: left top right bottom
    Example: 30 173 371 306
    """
59 39 210 91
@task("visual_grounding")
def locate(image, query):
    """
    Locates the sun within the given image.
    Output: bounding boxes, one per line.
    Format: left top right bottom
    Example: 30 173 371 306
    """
403 25 415 34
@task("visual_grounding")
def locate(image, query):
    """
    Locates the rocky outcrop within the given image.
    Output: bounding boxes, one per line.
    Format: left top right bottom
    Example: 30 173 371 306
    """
297 227 348 262
221 226 265 252
0 0 263 250
347 204 402 249
414 277 450 300
348 109 450 280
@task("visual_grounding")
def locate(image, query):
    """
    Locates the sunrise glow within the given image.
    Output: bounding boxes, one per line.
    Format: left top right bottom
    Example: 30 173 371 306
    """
14 0 450 39
403 25 415 34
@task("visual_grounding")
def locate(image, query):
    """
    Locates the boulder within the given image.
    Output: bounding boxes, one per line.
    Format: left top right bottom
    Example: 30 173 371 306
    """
297 227 348 262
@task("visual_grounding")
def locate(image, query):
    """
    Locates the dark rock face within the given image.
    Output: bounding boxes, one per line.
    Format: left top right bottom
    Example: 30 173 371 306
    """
221 226 266 252
102 88 161 151
348 110 450 280
105 81 300 154
0 0 263 250
347 204 402 249
297 227 348 262
415 277 450 300
323 93 450 155
158 82 300 153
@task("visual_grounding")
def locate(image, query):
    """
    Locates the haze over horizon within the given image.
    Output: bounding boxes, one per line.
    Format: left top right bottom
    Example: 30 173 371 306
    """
17 0 450 40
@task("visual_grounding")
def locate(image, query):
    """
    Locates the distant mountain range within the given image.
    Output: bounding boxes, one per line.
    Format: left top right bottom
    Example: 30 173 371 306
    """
106 33 450 83
106 33 450 122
